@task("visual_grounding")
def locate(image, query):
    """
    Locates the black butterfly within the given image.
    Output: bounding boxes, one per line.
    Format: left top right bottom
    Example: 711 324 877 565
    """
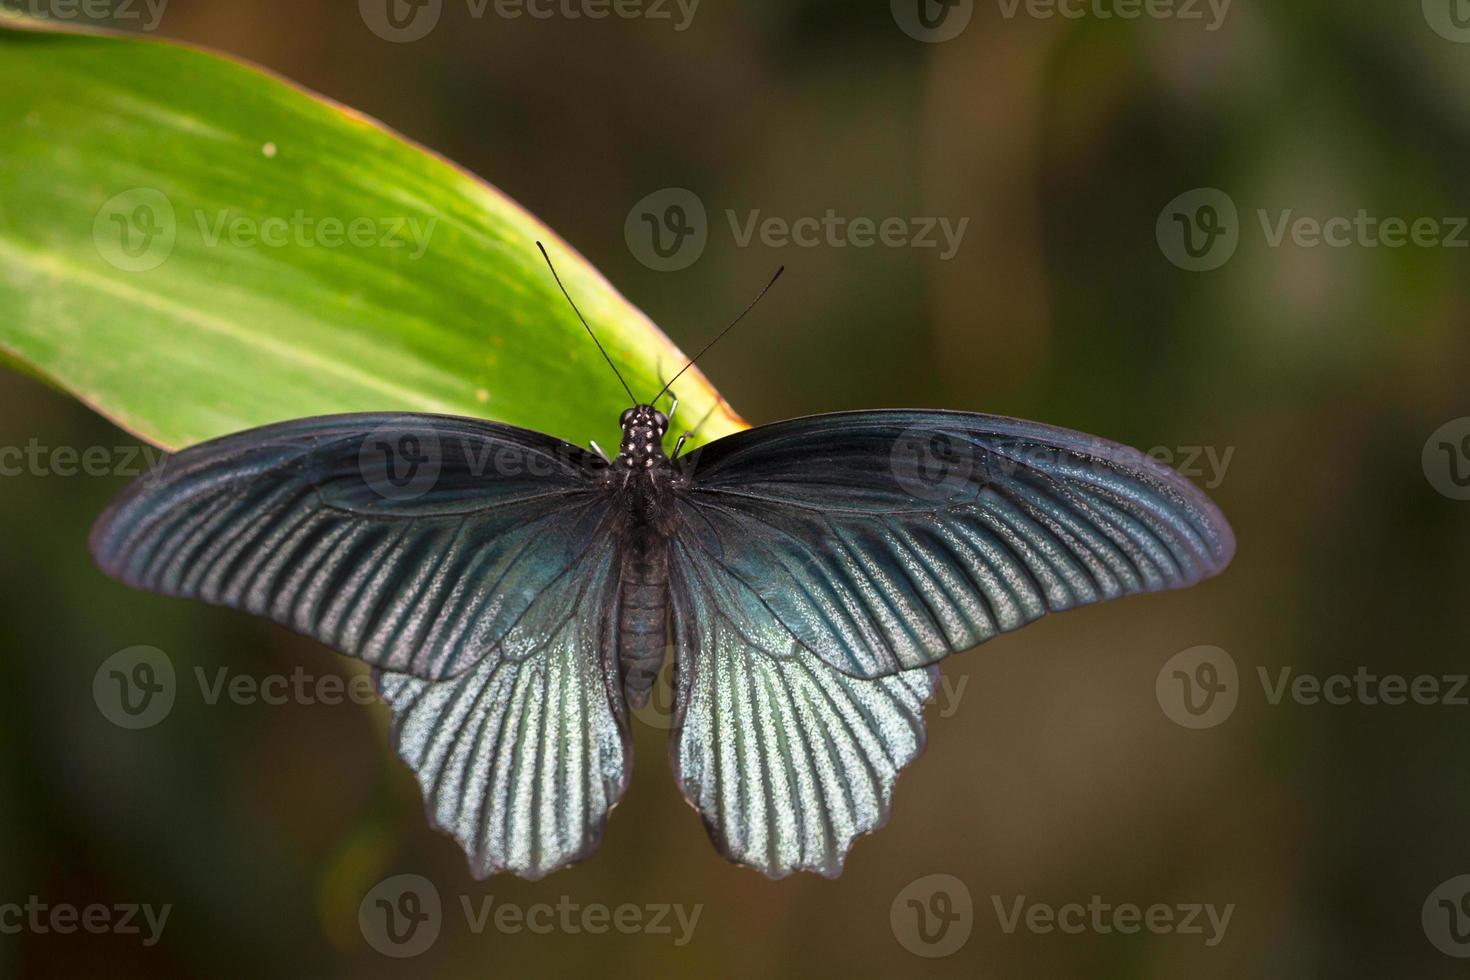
89 254 1234 880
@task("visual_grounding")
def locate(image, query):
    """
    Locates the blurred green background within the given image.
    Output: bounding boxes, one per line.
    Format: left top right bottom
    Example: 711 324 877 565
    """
3 0 1470 976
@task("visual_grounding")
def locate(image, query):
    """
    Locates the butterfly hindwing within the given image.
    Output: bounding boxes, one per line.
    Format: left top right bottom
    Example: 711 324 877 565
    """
89 413 610 681
375 530 630 879
668 533 938 878
673 409 1236 679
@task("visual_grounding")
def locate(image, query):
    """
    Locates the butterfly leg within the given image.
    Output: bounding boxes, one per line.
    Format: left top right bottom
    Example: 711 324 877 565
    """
671 434 689 460
589 440 610 462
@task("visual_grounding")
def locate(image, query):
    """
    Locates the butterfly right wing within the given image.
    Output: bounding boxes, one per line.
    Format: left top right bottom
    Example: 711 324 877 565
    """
90 413 611 681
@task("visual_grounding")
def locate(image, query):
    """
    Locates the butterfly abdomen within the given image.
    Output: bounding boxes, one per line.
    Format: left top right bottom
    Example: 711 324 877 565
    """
617 527 669 709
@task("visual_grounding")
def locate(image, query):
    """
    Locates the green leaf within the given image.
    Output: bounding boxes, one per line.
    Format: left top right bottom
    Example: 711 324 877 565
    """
0 14 743 452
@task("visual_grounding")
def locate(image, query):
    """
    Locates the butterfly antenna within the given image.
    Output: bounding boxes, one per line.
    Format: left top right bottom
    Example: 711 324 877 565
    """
653 265 785 405
537 241 637 405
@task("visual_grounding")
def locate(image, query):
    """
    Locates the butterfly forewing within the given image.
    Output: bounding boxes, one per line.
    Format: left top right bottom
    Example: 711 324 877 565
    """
89 413 610 680
672 409 1235 680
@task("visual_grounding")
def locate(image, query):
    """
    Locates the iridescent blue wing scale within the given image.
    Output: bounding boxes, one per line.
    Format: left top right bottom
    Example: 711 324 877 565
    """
668 409 1234 876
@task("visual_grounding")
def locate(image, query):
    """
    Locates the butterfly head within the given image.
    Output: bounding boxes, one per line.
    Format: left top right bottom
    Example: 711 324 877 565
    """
617 405 668 469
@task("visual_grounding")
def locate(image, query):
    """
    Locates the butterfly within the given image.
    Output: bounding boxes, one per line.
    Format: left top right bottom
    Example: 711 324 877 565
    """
88 249 1234 880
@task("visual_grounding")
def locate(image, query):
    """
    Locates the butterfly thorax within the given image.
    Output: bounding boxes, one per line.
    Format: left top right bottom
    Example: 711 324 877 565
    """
609 405 679 706
609 405 681 527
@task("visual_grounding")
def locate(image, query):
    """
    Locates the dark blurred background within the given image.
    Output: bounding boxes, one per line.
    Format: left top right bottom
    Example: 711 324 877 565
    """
3 0 1470 976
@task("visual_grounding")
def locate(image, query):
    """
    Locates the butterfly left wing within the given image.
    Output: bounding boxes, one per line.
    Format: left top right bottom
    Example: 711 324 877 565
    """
375 531 630 880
